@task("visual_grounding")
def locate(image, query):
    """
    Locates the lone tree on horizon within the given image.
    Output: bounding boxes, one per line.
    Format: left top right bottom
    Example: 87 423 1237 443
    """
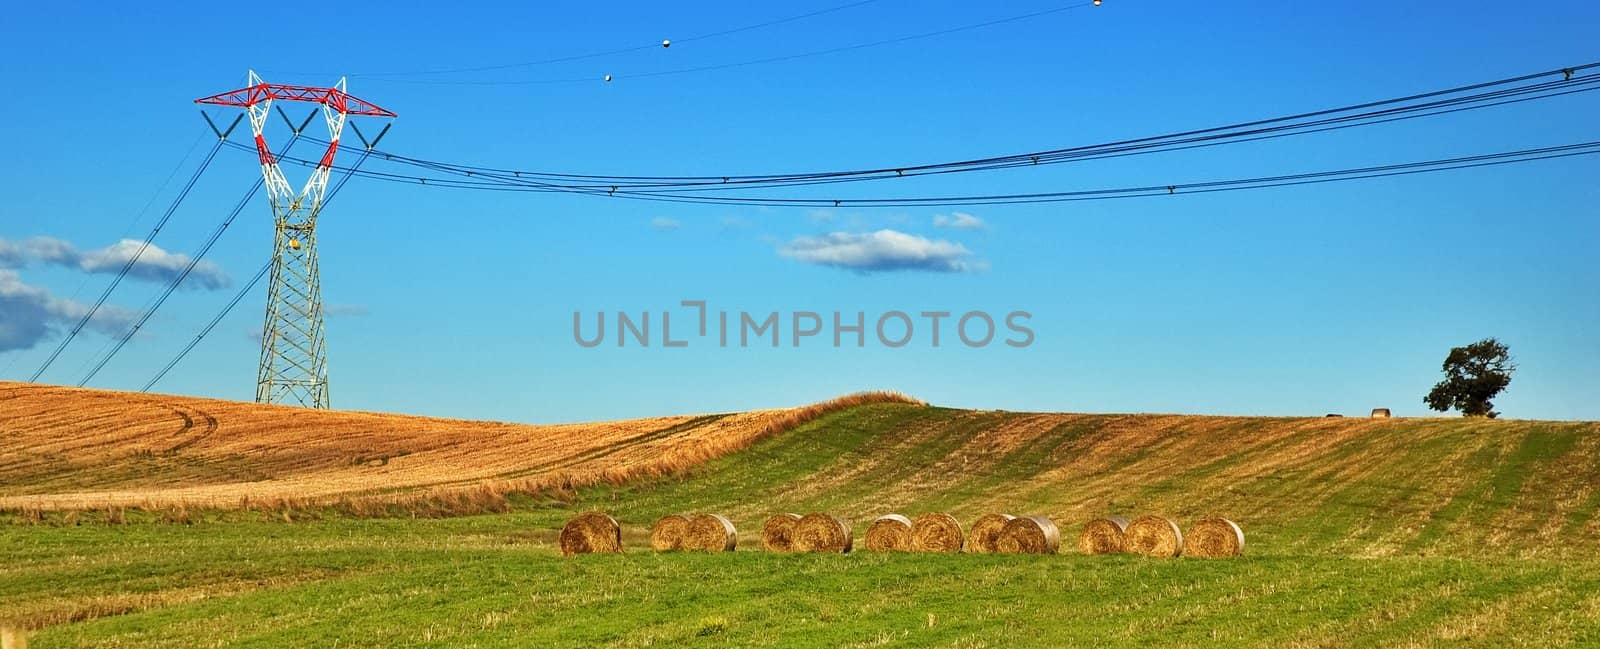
1425 337 1515 418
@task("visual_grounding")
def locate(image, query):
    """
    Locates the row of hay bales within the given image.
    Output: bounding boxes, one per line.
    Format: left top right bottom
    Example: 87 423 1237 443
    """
1079 516 1244 558
561 511 1243 558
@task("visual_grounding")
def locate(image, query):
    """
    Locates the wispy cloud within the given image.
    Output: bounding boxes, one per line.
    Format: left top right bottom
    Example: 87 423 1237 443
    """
933 212 986 230
649 217 682 231
778 229 980 273
0 269 137 352
0 236 230 290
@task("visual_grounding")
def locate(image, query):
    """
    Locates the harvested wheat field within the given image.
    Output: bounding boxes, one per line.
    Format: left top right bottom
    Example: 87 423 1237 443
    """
7 386 1600 647
0 382 919 511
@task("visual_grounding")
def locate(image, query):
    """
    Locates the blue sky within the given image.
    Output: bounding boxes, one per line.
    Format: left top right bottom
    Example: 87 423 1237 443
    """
2 1 1597 423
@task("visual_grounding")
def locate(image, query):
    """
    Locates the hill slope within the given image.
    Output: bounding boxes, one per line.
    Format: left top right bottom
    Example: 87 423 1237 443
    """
6 382 1597 558
0 382 915 509
5 386 1600 647
589 403 1600 560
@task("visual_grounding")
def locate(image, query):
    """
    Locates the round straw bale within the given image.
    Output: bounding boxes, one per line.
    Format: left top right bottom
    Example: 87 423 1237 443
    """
1125 515 1185 558
1371 408 1392 419
683 513 738 552
559 511 622 556
793 512 853 553
650 514 691 551
761 513 803 552
910 512 964 553
1186 518 1244 558
1078 516 1131 555
864 514 913 552
967 513 1015 553
995 514 1060 554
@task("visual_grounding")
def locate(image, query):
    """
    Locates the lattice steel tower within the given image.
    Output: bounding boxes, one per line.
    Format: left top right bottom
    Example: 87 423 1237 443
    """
196 72 394 408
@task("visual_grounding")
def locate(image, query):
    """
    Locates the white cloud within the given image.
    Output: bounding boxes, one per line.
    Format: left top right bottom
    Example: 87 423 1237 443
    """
649 217 682 231
75 239 230 289
0 239 21 268
933 212 986 230
0 236 230 290
0 269 137 352
778 229 980 273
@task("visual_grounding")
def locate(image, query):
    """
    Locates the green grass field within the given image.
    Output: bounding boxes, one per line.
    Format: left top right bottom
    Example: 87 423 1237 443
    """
6 403 1600 647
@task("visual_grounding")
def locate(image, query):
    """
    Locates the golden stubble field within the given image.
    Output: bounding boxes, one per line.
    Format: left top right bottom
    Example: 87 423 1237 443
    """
0 382 919 511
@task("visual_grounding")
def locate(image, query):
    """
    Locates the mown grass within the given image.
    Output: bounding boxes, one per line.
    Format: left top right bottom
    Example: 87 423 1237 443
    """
5 403 1600 647
7 521 1600 648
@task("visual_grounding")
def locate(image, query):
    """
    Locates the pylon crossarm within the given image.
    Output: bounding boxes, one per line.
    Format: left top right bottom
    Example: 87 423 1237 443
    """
194 77 396 117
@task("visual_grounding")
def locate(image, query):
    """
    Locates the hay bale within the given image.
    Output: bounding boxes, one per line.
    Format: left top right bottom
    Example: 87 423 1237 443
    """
910 512 964 553
1125 515 1184 558
684 513 738 552
864 514 914 552
761 513 803 552
995 515 1060 554
1371 408 1392 419
1078 516 1130 555
2 627 26 649
559 511 622 556
967 513 1015 553
650 514 691 551
1187 518 1245 558
793 512 853 553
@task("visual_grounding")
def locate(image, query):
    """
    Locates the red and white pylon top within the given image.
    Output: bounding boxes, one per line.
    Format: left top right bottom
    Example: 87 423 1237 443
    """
196 71 393 228
195 72 395 117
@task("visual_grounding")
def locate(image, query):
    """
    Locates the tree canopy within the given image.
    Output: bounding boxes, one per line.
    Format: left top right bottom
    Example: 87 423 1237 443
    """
1425 338 1515 418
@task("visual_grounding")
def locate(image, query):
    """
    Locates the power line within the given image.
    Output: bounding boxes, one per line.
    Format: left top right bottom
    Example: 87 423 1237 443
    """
141 261 269 394
259 139 1600 207
0 134 214 381
28 136 224 383
301 61 1600 190
368 2 1096 86
77 135 307 388
619 141 1600 207
141 149 373 394
232 63 1600 206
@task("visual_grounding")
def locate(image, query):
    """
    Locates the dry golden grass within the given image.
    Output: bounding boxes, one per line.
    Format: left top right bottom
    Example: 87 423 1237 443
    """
0 383 919 513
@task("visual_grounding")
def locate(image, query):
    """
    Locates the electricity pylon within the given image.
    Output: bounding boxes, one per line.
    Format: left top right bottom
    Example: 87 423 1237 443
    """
196 71 394 408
